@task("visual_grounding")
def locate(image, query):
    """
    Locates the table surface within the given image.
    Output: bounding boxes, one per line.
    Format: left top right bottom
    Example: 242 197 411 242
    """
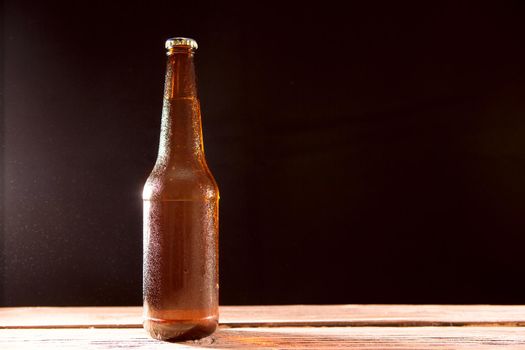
2 305 525 349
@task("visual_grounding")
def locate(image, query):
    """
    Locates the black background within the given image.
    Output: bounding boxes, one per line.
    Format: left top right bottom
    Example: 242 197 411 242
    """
2 1 525 306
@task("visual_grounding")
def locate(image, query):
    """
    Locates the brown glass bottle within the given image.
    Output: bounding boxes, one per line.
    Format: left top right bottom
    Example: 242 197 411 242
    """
142 37 219 341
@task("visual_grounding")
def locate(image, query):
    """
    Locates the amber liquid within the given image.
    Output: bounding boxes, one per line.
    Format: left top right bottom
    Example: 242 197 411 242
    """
144 41 218 341
143 199 218 340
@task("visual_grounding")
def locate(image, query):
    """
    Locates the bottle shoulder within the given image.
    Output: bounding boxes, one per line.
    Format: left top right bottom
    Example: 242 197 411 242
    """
143 163 219 201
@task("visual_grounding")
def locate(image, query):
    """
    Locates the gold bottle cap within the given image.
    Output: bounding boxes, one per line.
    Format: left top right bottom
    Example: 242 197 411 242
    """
165 37 198 51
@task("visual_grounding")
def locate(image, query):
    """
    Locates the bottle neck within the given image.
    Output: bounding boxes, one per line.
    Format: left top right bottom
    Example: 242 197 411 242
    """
158 49 204 165
164 48 197 98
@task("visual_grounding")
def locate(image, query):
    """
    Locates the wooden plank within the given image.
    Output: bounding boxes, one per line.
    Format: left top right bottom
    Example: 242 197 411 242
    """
3 326 525 349
3 305 525 329
220 304 525 327
0 307 141 329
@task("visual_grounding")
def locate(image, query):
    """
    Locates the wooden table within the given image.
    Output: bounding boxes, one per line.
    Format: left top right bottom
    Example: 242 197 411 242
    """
2 305 525 349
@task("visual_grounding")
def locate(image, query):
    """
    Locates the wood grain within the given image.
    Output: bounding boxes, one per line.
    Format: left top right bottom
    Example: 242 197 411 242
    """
3 327 525 349
3 305 525 328
2 306 525 349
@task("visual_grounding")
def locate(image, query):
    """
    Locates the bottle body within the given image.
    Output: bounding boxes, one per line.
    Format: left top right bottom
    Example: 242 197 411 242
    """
143 38 219 341
143 179 219 340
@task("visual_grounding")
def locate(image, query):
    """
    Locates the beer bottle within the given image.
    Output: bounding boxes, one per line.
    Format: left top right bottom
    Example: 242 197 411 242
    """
142 37 219 341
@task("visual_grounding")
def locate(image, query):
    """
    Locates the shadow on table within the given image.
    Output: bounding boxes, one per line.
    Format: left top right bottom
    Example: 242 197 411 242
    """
181 327 524 349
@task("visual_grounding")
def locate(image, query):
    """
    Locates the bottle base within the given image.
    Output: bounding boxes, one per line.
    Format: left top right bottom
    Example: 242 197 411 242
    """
143 316 218 341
